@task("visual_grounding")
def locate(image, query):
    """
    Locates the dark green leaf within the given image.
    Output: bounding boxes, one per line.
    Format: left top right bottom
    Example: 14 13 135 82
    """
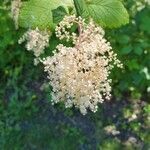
121 45 132 54
52 6 67 24
133 46 143 55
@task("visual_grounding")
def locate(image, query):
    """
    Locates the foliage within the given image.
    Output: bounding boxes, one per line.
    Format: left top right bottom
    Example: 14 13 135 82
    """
109 4 150 99
19 0 129 29
19 0 72 30
73 0 129 28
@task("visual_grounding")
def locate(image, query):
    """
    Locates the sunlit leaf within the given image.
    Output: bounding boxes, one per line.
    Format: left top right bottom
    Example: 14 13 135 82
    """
73 0 129 28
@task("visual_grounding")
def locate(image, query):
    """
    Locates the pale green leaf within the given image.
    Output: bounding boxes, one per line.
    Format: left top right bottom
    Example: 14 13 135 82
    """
18 0 71 30
73 0 129 28
60 0 74 7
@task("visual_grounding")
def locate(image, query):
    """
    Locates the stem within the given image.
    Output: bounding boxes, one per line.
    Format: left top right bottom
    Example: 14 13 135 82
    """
73 0 82 16
73 21 83 49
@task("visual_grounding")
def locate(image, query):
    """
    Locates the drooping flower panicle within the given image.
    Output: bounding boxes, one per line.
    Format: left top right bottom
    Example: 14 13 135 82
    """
42 15 122 115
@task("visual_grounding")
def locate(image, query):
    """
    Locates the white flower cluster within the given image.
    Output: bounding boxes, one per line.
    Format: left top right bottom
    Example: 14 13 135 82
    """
55 15 85 44
11 0 22 29
42 15 122 115
19 28 50 57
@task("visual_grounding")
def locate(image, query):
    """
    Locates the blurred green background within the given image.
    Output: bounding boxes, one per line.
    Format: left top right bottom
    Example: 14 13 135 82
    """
0 0 150 150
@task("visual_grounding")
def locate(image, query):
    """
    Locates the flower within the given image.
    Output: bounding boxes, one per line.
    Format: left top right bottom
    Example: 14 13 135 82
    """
19 28 50 57
11 0 22 29
42 15 122 115
55 15 85 44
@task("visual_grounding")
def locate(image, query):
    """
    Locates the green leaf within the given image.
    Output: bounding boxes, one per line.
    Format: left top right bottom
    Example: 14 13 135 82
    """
61 0 74 7
117 35 130 44
73 0 129 28
73 0 86 16
144 105 150 113
127 60 139 71
133 45 143 55
18 0 71 30
137 8 150 33
140 15 150 33
52 6 68 24
121 45 132 54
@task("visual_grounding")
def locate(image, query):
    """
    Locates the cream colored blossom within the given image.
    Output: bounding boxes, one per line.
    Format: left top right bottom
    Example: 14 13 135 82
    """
55 15 85 44
11 0 22 29
42 16 122 115
19 28 50 57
